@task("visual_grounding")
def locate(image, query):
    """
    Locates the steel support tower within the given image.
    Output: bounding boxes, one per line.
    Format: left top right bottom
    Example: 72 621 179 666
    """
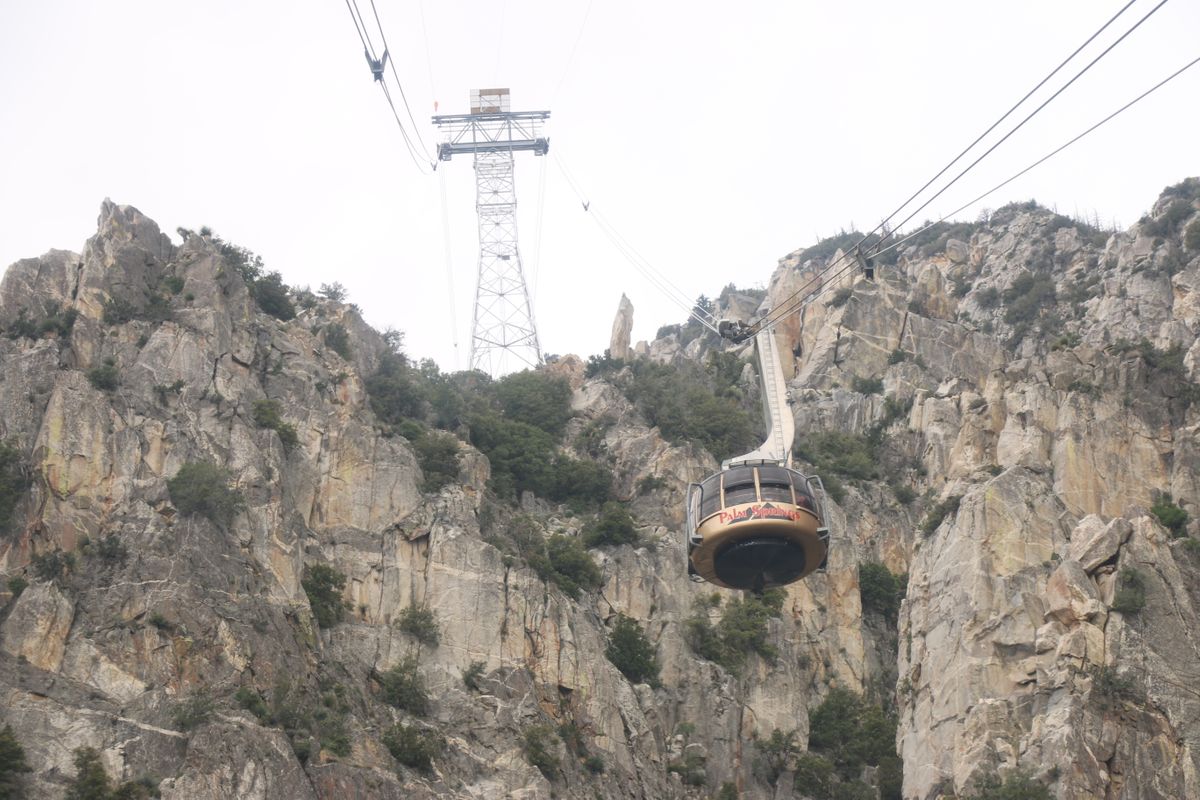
433 89 549 375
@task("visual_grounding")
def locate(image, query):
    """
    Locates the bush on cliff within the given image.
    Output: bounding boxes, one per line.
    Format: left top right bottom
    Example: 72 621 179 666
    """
167 462 244 528
0 440 31 535
494 370 572 438
302 564 347 628
605 614 660 686
0 725 30 797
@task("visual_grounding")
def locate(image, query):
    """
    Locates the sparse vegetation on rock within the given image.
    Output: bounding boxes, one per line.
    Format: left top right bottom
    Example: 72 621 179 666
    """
380 655 430 715
605 614 660 686
396 603 440 645
167 462 244 528
0 440 30 535
302 564 347 628
251 399 299 451
383 722 443 772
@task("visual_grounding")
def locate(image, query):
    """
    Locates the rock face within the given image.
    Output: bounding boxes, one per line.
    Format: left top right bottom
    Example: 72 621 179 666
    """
1 183 1199 799
609 294 634 360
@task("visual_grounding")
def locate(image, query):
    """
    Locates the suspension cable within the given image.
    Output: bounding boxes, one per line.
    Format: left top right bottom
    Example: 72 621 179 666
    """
757 49 1200 337
379 82 434 174
882 0 1170 240
865 52 1200 268
874 0 1141 246
368 0 437 165
759 0 1168 334
551 151 718 330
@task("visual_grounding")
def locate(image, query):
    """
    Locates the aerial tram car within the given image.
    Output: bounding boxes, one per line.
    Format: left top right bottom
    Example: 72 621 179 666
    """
686 320 830 593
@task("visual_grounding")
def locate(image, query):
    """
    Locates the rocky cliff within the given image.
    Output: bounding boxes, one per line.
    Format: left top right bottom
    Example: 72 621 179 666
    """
0 184 1198 799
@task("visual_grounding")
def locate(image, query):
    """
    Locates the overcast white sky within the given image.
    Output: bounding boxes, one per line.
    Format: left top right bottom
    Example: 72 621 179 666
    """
1 1 1197 371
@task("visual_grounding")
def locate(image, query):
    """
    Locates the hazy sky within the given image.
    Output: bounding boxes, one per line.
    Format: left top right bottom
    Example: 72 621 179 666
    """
1 1 1197 371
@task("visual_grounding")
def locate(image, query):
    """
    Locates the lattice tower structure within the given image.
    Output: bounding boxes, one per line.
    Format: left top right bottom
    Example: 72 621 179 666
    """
433 89 549 375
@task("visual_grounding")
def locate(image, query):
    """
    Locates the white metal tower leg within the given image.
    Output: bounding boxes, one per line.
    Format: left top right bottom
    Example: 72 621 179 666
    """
433 91 549 377
468 150 541 374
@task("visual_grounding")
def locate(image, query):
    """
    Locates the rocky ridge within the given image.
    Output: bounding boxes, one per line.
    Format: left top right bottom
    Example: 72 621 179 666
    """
0 183 1197 799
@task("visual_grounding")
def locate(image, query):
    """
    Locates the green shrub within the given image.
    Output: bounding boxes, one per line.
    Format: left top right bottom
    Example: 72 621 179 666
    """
891 483 916 505
796 432 879 482
1151 493 1188 537
63 746 157 799
7 575 28 600
383 723 443 772
828 288 853 308
549 455 613 508
302 564 347 628
250 271 295 321
245 676 351 761
819 473 846 504
859 562 906 622
609 361 756 461
667 750 706 786
65 746 113 799
583 503 638 548
808 688 898 782
366 352 426 425
965 771 1052 800
252 399 299 451
529 535 602 600
414 432 459 492
686 589 785 674
0 439 30 534
1112 568 1146 614
1112 339 1199 406
1181 537 1200 560
523 724 560 778
921 495 962 536
1185 220 1200 251
878 755 903 800
793 752 836 799
495 371 573 438
5 305 78 339
153 380 185 404
86 535 128 565
87 360 120 392
585 754 605 774
1140 200 1193 238
380 655 430 715
163 274 185 295
715 782 737 800
173 694 214 731
462 660 486 691
1090 664 1142 709
468 413 556 499
168 462 244 528
851 376 884 395
102 290 172 325
32 550 75 582
755 728 798 786
636 475 668 495
235 686 269 720
976 287 1000 308
1003 272 1057 326
605 614 660 686
322 322 352 359
319 283 348 302
887 349 907 365
0 724 30 797
396 603 440 645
